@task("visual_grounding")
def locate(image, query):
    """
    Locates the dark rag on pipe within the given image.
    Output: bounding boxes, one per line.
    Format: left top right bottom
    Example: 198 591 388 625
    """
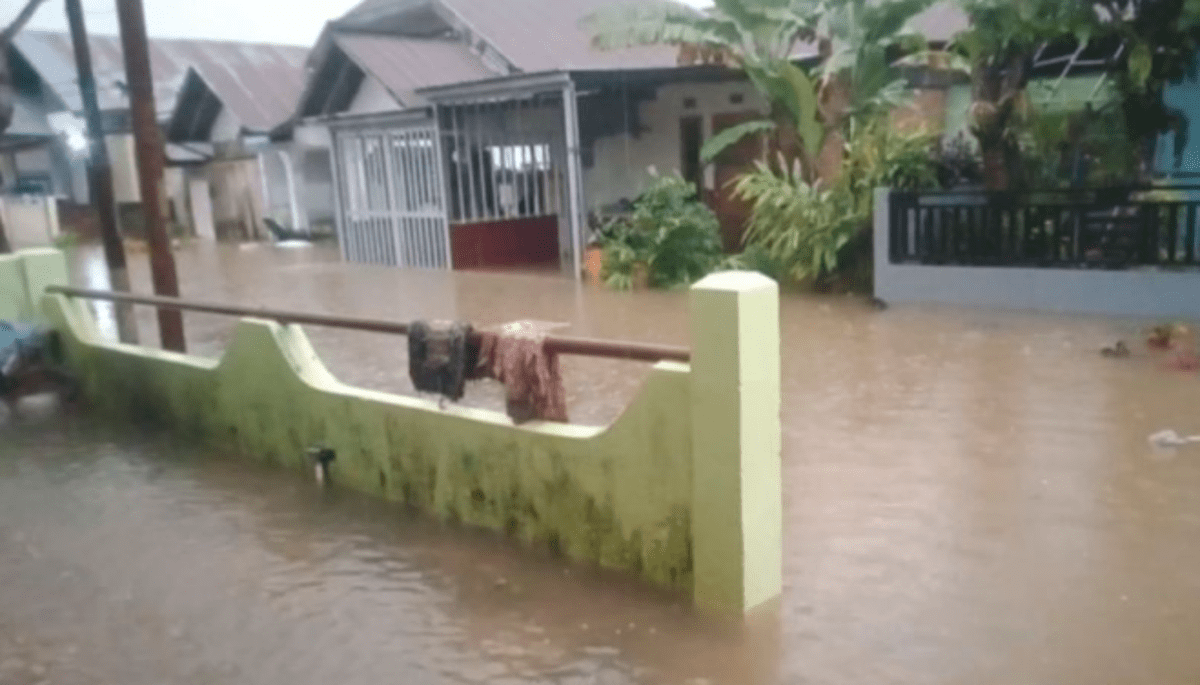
407 321 477 402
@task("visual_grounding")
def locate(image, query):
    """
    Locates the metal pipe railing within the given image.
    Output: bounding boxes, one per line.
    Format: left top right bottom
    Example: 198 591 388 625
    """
47 286 691 364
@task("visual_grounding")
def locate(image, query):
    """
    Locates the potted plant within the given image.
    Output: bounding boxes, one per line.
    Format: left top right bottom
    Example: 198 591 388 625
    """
593 174 724 290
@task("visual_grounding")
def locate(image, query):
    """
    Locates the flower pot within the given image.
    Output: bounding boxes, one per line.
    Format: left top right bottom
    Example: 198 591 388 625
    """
585 246 604 283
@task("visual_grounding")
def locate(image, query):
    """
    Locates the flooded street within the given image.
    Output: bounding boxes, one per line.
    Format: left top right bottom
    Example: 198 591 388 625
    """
3 241 1199 684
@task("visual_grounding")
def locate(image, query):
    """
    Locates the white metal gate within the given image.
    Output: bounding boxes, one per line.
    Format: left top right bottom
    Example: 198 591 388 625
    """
333 121 451 268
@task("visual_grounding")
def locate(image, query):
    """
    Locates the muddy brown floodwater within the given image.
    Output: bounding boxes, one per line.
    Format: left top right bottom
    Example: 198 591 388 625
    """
1 240 1198 684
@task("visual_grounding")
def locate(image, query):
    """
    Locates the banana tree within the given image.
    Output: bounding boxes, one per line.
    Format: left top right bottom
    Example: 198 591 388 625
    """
585 0 932 184
949 0 1097 189
0 0 48 253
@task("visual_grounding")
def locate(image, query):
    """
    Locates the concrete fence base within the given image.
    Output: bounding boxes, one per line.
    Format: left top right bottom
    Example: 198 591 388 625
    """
873 187 1200 319
0 248 70 322
35 253 783 616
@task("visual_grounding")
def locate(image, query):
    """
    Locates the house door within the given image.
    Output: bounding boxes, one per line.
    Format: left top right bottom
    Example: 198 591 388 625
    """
710 111 765 252
333 121 451 268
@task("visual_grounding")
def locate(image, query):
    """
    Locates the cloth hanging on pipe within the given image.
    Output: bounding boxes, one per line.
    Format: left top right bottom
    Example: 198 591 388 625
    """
407 321 477 402
471 321 569 424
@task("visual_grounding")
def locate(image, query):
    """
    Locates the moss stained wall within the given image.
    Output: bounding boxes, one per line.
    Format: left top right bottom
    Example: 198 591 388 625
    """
45 294 695 593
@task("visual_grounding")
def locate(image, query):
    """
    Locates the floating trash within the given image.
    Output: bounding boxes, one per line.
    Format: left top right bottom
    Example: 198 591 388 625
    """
1148 430 1200 449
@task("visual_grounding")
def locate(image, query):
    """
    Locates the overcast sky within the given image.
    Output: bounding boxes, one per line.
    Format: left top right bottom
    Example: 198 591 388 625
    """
6 0 708 47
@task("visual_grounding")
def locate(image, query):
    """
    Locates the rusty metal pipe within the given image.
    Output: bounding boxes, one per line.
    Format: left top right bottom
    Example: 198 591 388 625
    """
47 286 691 363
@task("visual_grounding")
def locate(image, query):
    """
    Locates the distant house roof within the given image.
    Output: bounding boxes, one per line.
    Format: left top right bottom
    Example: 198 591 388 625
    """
338 0 679 73
335 33 494 104
11 30 308 123
434 0 680 71
165 44 309 141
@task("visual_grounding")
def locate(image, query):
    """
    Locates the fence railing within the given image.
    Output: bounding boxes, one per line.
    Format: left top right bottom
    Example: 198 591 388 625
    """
46 286 691 363
889 188 1200 269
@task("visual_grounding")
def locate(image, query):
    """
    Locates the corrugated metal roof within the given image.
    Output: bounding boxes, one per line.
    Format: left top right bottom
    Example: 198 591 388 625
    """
11 30 308 124
334 33 495 106
440 0 680 71
188 46 309 131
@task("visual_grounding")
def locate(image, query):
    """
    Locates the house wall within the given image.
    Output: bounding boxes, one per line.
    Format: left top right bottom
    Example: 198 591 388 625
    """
259 150 293 228
0 154 16 189
300 147 335 229
205 158 266 240
582 81 768 213
288 124 335 231
12 145 75 199
210 107 242 144
106 134 141 204
0 195 59 249
890 88 948 134
350 75 401 115
1157 68 1200 176
162 166 189 232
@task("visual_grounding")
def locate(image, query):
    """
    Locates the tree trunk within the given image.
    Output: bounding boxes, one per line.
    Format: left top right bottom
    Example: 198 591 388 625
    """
0 213 10 254
815 75 852 186
980 144 1010 191
970 53 1029 191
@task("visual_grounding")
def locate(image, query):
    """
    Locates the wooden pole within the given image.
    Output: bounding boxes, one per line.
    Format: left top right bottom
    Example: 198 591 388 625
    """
114 0 185 351
65 0 138 344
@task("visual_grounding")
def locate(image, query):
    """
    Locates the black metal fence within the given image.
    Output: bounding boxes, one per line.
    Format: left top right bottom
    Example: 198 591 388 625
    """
889 188 1200 269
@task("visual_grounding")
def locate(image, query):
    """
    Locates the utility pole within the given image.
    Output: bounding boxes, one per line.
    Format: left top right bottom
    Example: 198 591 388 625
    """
114 0 185 351
65 0 138 344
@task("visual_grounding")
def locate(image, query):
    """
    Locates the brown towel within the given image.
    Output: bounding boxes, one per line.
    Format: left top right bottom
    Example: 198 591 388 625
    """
473 322 568 424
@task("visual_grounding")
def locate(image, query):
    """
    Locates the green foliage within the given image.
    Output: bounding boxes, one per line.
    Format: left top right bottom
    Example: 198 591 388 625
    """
586 0 933 173
734 119 936 282
700 120 780 164
1016 105 1141 187
595 175 726 290
719 243 788 280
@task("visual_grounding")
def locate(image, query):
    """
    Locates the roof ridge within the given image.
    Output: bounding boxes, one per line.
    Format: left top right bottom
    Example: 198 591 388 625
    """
20 28 310 50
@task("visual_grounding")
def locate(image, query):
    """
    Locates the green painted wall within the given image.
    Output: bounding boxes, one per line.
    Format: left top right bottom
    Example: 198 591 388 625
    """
40 258 784 614
0 248 69 322
0 254 26 322
46 294 697 592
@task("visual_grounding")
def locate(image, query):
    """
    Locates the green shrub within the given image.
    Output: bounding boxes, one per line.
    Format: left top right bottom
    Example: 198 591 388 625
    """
596 174 725 290
734 118 936 284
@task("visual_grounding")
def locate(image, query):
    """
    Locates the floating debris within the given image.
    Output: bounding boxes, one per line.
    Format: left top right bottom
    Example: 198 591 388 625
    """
1149 430 1200 449
1100 341 1130 358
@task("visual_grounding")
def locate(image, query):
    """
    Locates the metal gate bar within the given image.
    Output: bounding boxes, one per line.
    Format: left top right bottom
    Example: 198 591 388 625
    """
333 119 451 269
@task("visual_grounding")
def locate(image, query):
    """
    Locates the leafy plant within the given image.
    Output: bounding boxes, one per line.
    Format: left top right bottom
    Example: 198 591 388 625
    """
734 118 936 283
596 174 725 290
947 0 1099 189
585 0 933 184
934 132 984 188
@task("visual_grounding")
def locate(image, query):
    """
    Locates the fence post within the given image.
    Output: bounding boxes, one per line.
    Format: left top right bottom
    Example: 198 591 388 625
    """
874 186 891 302
18 248 69 321
689 271 782 615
